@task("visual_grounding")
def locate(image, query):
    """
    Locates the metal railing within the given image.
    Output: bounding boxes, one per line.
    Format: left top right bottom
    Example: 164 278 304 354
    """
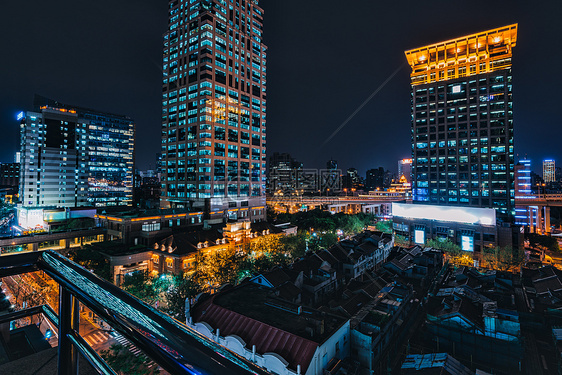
0 250 269 375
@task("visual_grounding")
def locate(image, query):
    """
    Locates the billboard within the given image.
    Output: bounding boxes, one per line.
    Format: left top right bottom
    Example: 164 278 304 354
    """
414 229 425 245
461 235 474 252
392 203 495 226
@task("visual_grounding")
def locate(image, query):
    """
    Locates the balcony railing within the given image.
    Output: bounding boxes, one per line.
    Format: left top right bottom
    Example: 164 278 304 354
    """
0 250 269 375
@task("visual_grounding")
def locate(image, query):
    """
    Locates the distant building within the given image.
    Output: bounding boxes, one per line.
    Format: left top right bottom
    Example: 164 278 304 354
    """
326 159 338 170
383 169 394 189
104 220 295 286
268 152 303 194
365 167 385 191
397 158 412 183
543 159 556 183
0 163 20 188
343 168 362 191
134 175 161 209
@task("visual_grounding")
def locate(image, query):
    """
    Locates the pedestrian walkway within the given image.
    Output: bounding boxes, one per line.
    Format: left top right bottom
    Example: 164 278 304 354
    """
83 331 111 346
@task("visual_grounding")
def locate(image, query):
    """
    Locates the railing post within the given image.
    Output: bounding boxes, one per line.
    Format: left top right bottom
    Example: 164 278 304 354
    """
58 286 79 375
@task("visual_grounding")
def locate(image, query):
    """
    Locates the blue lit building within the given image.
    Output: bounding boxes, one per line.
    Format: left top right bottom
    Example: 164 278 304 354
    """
24 95 135 208
514 158 538 228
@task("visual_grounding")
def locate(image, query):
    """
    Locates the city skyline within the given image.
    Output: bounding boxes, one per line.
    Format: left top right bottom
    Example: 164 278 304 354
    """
0 1 561 175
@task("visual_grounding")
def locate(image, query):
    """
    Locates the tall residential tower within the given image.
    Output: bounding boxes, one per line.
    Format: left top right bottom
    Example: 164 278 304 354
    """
160 0 267 222
405 24 517 219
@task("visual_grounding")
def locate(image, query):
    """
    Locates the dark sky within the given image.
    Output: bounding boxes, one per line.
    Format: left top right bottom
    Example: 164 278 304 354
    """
1 1 560 176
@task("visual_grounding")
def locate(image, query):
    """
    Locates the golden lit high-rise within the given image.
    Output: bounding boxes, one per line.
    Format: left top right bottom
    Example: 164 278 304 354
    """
405 24 517 219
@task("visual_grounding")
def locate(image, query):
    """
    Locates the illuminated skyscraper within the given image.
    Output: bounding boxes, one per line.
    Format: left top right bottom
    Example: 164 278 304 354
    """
160 0 267 222
405 24 517 219
543 159 555 183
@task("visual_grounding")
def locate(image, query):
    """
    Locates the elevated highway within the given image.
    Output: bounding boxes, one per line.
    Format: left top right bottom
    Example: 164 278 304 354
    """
515 194 562 234
267 195 411 215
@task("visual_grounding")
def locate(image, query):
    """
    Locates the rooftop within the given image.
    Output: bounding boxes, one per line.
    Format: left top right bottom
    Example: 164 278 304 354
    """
192 282 348 373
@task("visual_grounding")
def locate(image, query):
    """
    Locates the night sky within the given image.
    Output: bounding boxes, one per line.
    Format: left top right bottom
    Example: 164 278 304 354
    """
1 0 561 176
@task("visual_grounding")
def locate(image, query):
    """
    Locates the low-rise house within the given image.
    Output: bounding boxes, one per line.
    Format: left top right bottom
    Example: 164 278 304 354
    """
382 246 444 289
325 231 393 281
424 267 523 373
187 282 350 375
347 282 416 373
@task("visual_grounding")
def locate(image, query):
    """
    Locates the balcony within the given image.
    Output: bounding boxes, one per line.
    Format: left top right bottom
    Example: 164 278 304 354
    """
0 250 268 375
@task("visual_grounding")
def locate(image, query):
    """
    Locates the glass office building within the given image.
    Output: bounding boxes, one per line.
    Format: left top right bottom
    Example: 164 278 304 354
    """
160 0 267 222
405 24 517 220
23 96 135 208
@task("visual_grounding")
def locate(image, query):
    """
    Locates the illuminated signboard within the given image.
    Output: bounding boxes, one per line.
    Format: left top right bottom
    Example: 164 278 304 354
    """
414 230 425 245
461 236 474 252
16 112 25 121
17 207 45 230
392 203 495 226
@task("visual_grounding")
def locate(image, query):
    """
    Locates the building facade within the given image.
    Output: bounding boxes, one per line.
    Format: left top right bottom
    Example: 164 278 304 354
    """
19 108 89 208
33 95 135 207
405 24 517 220
543 159 555 183
160 0 267 222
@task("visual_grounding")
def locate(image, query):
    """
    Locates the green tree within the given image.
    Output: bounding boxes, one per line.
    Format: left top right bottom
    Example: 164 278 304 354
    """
67 245 111 281
193 248 241 290
101 344 159 375
375 220 393 234
279 233 308 259
164 274 202 321
121 271 159 305
244 234 284 258
425 238 472 266
482 246 524 272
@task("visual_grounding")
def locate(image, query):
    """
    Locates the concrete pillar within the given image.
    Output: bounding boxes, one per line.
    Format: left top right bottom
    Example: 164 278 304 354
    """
527 206 535 233
544 206 551 234
32 243 39 252
536 206 543 234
